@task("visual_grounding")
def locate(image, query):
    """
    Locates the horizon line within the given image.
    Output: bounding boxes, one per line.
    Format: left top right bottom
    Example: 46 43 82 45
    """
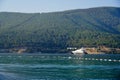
0 6 120 14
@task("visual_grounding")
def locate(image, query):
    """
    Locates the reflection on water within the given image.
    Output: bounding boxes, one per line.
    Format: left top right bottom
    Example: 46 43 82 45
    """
0 54 120 80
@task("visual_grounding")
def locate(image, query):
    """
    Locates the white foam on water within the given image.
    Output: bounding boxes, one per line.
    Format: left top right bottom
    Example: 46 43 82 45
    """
104 59 107 61
96 59 98 60
92 58 95 60
113 60 117 62
81 58 120 62
85 58 88 60
100 59 103 61
88 58 91 60
108 59 112 62
79 57 82 59
73 57 120 62
68 56 72 59
119 60 120 62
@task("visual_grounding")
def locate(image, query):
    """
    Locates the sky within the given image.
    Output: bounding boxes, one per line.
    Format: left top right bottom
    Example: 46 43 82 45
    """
0 0 120 13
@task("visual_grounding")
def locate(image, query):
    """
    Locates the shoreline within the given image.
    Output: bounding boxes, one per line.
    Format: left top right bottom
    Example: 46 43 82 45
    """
0 46 120 54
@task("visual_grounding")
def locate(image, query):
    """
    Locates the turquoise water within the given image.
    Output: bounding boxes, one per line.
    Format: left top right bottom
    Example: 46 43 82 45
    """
0 53 120 80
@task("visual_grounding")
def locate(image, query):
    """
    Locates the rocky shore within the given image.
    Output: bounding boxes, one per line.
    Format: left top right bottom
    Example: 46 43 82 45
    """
85 46 120 54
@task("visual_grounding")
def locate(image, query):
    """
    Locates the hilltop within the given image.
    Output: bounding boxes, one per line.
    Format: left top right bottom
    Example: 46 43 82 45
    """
0 7 120 53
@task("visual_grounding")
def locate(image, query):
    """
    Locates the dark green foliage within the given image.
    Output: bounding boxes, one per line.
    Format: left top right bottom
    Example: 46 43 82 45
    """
0 7 120 50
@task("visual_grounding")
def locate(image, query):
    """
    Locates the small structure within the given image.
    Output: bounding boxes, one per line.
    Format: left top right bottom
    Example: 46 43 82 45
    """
72 47 87 54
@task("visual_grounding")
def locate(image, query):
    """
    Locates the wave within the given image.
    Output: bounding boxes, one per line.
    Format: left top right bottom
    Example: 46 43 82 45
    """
0 64 120 70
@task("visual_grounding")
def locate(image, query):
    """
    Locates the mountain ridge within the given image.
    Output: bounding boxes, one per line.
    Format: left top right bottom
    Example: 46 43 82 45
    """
0 7 120 52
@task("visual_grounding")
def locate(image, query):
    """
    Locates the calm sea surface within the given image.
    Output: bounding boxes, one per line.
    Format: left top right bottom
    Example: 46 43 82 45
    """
0 53 120 80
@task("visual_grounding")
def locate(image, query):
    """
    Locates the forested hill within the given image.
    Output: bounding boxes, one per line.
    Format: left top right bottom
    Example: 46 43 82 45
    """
0 7 120 51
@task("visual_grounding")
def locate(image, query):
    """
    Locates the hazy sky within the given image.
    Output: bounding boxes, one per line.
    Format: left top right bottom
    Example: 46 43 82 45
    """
0 0 120 13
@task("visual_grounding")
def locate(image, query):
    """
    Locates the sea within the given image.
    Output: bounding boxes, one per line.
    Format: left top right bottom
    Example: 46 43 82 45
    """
0 53 120 80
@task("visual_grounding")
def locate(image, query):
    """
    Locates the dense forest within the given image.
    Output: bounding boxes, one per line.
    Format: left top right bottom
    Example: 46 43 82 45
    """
0 7 120 52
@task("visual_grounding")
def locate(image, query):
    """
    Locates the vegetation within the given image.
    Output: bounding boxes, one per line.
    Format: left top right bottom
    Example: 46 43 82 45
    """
0 7 120 52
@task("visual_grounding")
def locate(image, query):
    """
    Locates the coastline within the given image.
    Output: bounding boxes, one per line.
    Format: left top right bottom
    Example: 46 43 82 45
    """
0 46 120 54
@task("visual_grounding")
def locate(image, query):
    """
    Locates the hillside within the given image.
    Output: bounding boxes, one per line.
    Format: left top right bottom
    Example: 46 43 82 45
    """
0 7 120 53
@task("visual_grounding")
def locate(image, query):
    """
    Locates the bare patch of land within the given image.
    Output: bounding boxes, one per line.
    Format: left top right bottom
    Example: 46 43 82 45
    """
85 46 120 54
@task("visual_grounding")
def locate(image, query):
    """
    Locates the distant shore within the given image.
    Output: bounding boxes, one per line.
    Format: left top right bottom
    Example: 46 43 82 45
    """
0 46 120 54
86 46 120 54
